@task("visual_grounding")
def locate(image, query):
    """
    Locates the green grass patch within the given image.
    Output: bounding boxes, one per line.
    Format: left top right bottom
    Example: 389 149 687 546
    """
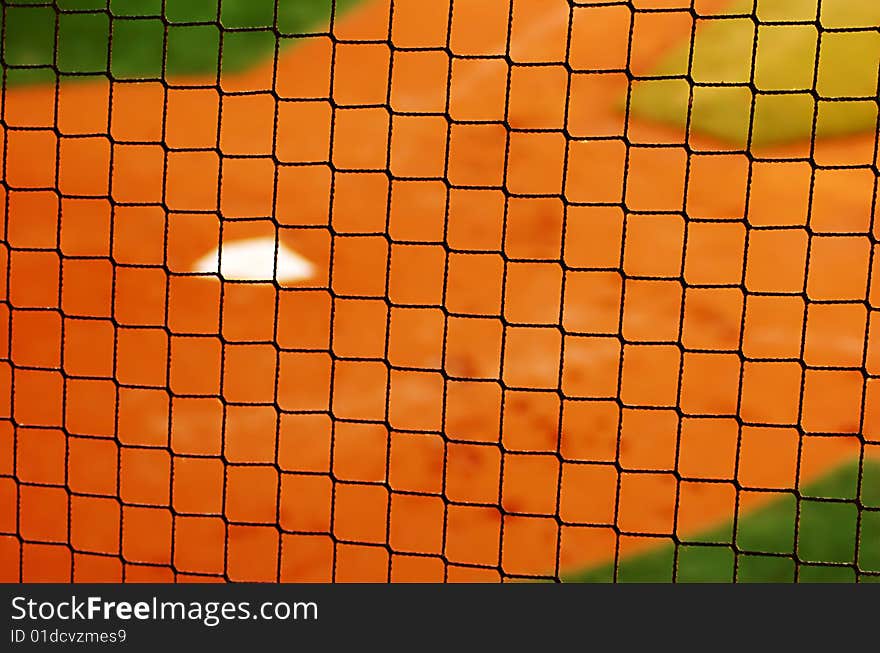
630 0 880 146
567 459 880 582
1 0 362 85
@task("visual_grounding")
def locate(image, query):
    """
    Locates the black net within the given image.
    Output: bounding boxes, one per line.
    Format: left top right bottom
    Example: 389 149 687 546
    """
1 0 879 583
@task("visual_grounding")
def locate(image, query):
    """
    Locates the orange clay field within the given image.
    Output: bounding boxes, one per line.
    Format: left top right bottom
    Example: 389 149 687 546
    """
1 0 880 582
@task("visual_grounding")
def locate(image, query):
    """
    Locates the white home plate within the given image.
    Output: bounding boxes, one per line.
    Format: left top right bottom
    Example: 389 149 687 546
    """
192 236 315 284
